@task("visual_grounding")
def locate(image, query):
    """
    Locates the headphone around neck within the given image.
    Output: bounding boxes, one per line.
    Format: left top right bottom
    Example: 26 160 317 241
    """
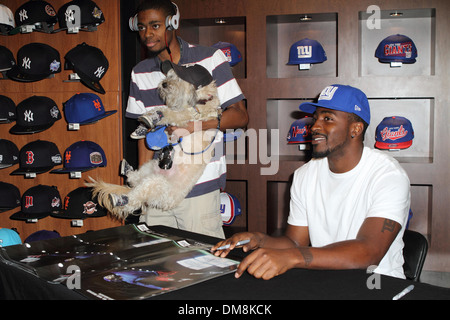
129 2 180 32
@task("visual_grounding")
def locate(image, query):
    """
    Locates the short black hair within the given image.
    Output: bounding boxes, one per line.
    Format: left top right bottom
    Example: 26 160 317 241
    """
136 0 176 17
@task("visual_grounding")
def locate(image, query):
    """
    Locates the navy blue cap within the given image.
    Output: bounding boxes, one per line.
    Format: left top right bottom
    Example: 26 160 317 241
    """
375 34 418 64
375 116 414 150
51 140 106 173
63 92 116 125
287 117 314 144
212 41 242 67
288 38 327 65
11 140 62 175
24 230 60 243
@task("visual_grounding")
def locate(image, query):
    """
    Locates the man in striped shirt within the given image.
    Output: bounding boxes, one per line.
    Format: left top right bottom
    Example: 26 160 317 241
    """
125 0 248 238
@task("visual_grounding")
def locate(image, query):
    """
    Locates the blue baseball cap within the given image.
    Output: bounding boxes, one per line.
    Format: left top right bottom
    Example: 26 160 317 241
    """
287 117 314 144
63 92 117 125
51 140 106 173
375 34 417 64
220 192 242 226
24 230 60 243
0 228 21 247
375 116 414 150
212 41 242 67
299 84 371 125
288 38 327 65
145 126 180 151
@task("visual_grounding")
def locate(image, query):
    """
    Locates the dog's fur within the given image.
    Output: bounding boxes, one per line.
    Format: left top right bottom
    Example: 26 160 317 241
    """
86 68 221 220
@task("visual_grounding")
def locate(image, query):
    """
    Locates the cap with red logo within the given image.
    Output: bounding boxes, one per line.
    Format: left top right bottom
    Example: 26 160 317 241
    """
10 140 62 175
51 187 107 219
63 92 116 126
375 116 414 150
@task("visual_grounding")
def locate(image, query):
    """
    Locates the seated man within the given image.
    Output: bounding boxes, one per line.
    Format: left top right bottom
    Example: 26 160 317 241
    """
212 84 411 280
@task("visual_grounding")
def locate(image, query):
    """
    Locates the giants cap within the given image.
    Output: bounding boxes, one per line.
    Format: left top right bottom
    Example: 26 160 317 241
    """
287 117 314 144
63 92 116 125
375 116 414 150
11 140 62 175
0 4 15 35
55 0 104 33
299 84 371 125
7 43 61 82
0 139 19 168
212 41 242 67
0 182 21 212
161 60 213 89
375 34 418 64
51 140 106 173
288 38 327 65
51 187 106 219
10 185 62 221
0 95 16 123
220 192 242 226
9 96 61 134
12 0 57 34
65 42 109 94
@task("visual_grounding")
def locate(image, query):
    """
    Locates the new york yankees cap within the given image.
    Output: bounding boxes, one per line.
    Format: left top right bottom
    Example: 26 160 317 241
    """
288 38 327 65
0 228 21 247
287 116 314 144
51 140 106 173
65 42 109 94
11 140 62 175
7 43 61 82
55 0 104 33
11 0 57 34
375 116 414 150
161 60 213 89
299 84 371 125
0 182 21 212
212 41 242 67
9 96 61 134
0 95 16 123
51 187 107 219
10 185 62 221
0 139 19 169
63 92 117 125
375 34 418 64
0 4 15 35
0 45 16 73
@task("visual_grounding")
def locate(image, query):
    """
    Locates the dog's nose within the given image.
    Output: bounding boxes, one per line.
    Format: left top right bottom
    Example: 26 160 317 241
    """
162 82 168 88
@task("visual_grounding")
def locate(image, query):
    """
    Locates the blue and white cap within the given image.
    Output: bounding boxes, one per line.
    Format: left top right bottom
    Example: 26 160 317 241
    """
51 140 106 173
63 92 117 125
220 192 242 226
375 34 418 64
212 41 242 67
287 117 314 144
288 38 327 65
299 84 371 125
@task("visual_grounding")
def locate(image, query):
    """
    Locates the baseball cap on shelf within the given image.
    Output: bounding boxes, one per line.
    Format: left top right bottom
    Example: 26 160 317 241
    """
0 139 19 169
63 92 117 126
11 140 62 176
65 42 109 94
11 0 57 34
0 46 16 75
375 34 418 64
287 116 314 144
24 229 60 243
212 41 242 67
0 4 15 35
51 187 107 219
375 116 414 150
51 140 106 173
0 228 21 247
9 96 61 134
288 38 327 65
0 182 21 212
0 95 16 123
10 185 62 221
55 0 104 33
299 84 371 125
6 43 61 82
220 192 242 226
161 60 213 89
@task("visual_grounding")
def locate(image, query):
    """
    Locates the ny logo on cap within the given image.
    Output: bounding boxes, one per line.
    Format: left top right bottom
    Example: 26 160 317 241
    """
297 45 312 58
94 66 105 78
19 9 28 22
22 57 31 69
24 110 33 122
319 86 338 101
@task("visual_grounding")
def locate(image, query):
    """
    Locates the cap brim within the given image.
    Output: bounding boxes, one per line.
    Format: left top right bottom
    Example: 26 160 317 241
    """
6 66 52 82
50 165 104 174
74 68 106 94
9 210 52 221
0 163 17 169
299 102 320 114
76 110 117 125
10 165 57 175
9 122 54 134
50 211 86 220
375 140 413 150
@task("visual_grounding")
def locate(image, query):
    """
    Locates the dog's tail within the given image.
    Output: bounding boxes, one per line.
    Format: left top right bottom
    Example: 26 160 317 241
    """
85 177 135 220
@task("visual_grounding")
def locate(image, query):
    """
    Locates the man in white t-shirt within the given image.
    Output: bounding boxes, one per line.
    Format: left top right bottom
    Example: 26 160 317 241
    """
213 84 411 279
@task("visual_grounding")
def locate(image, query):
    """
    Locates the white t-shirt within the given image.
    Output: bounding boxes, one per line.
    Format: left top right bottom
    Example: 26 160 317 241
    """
288 147 411 278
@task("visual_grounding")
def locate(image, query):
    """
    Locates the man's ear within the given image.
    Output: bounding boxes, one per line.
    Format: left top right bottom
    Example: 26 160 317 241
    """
350 121 364 138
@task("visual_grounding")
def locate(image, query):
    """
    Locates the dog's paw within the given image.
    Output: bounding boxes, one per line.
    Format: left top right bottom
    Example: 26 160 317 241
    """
138 111 164 129
109 193 129 207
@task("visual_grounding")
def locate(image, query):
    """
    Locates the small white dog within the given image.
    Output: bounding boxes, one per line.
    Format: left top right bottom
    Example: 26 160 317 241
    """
87 61 222 220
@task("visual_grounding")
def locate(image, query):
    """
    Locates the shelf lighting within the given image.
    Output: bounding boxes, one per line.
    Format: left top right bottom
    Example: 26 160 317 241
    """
390 11 403 17
215 18 226 24
300 15 312 21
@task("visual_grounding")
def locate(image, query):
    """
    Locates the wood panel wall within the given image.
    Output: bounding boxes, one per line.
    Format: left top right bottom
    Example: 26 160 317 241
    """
0 0 123 240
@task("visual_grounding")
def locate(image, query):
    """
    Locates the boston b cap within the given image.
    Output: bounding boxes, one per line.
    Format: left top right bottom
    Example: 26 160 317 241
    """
299 84 371 125
55 0 104 32
288 38 327 65
161 60 213 89
7 43 61 82
51 140 106 173
65 42 109 94
10 96 61 134
51 187 107 219
10 185 62 221
11 140 62 175
63 92 116 125
375 116 414 150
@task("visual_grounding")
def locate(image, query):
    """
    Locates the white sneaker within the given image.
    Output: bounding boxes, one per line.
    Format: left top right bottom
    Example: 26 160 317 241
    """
130 124 148 139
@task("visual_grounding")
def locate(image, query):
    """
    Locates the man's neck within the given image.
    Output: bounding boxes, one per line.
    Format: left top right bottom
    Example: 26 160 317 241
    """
327 144 365 174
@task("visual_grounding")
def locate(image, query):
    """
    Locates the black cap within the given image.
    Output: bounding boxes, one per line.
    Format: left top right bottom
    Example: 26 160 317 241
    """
55 0 104 32
11 0 57 34
65 42 108 94
0 45 16 73
0 139 19 168
51 187 107 219
7 43 61 82
0 182 20 212
11 140 62 175
161 60 213 89
10 185 62 221
0 95 16 123
9 96 61 134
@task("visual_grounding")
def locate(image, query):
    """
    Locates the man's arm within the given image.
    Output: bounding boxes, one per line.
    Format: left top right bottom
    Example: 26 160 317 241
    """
234 217 401 280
